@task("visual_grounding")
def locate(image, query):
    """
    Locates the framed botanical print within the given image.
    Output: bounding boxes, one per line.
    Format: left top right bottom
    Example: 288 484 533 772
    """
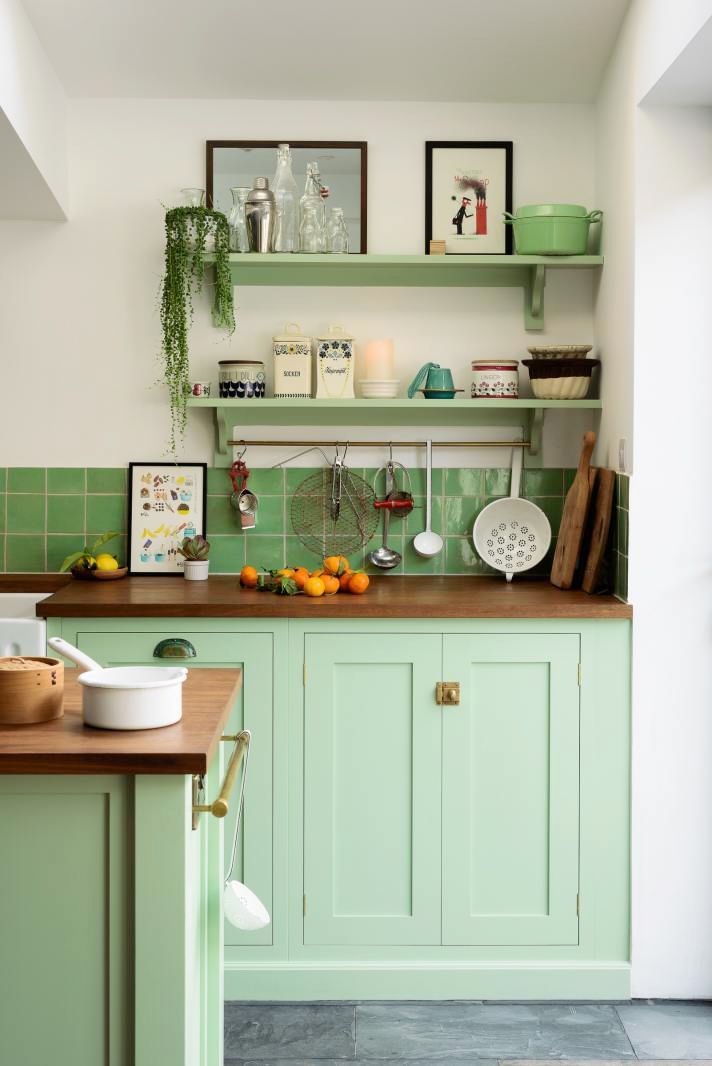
127 462 207 576
425 141 513 255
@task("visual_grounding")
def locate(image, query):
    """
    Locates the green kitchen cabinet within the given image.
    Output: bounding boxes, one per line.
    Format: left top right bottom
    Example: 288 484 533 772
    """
442 634 580 946
303 634 442 945
54 621 285 957
46 615 631 1001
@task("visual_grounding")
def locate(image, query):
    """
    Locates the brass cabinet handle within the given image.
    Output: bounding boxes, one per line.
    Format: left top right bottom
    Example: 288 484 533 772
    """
153 638 197 659
436 681 461 705
193 730 250 820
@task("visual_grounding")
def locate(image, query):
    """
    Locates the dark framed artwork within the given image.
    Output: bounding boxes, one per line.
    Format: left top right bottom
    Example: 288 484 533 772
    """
127 462 207 576
206 140 368 252
425 141 513 254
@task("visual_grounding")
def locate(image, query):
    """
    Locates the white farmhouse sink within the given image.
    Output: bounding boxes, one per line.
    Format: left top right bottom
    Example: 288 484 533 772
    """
0 593 51 657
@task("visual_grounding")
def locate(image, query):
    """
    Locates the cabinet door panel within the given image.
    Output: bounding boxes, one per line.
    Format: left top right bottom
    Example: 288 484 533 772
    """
304 634 441 946
443 634 579 946
75 629 274 949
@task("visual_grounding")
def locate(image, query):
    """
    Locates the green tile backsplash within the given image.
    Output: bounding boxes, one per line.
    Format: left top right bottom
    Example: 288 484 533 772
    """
0 466 630 599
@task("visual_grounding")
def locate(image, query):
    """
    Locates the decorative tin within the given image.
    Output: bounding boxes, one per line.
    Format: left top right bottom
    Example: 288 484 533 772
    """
471 359 519 398
273 323 312 398
218 360 266 399
315 325 355 399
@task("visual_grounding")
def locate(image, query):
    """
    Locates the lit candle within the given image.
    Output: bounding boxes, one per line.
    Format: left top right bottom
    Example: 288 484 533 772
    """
364 339 395 380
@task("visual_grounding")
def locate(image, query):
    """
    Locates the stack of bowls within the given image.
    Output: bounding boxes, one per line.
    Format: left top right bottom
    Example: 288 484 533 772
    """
522 346 599 399
359 380 400 399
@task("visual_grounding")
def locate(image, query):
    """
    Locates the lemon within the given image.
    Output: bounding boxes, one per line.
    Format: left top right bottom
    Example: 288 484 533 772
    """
95 553 119 571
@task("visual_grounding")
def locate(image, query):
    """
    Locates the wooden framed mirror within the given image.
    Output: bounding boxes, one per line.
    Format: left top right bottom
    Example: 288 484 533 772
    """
206 140 368 252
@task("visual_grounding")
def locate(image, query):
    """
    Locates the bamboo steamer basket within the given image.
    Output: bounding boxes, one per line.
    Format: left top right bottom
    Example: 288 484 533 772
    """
0 656 64 725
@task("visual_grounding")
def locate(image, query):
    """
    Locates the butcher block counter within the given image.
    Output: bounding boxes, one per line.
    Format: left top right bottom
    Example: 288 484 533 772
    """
0 668 241 774
35 574 632 619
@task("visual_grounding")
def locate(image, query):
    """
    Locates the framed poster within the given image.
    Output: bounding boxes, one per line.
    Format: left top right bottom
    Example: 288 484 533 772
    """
127 462 207 576
425 141 513 255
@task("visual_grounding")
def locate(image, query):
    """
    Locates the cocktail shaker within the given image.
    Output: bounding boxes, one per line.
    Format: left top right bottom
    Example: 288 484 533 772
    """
245 177 276 253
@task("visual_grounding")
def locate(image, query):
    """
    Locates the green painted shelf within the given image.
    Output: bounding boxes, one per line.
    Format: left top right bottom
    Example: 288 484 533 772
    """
210 252 603 331
188 397 603 466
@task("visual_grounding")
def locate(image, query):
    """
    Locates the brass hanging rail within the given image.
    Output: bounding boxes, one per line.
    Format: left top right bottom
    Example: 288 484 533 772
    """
226 439 530 449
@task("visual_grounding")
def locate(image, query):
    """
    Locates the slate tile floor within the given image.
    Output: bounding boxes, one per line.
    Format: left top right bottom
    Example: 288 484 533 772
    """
224 1001 712 1064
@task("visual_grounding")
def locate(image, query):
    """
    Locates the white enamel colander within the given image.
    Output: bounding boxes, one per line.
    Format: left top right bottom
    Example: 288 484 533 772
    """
473 445 551 581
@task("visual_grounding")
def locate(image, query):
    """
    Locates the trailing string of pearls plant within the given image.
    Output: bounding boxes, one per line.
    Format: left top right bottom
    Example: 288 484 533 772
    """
160 205 235 455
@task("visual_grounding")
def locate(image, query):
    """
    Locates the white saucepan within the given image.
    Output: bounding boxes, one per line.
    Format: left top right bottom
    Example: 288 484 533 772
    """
48 637 187 730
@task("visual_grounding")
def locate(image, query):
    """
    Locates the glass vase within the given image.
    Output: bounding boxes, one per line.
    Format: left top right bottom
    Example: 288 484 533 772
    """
228 187 250 253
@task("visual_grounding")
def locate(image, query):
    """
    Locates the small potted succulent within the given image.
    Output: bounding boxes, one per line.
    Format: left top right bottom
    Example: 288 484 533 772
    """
178 534 211 581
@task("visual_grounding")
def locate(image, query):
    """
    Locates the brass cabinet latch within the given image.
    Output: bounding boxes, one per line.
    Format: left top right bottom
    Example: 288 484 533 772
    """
436 681 460 705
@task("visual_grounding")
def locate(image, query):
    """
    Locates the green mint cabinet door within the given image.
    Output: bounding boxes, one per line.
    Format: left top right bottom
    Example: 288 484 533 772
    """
303 633 442 946
73 629 275 949
442 633 580 946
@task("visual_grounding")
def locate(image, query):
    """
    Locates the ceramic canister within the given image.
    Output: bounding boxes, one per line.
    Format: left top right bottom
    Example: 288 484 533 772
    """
218 360 266 399
273 323 312 398
315 325 355 399
471 359 519 398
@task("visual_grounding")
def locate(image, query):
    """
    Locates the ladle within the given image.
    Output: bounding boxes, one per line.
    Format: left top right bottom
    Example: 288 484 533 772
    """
368 461 402 569
412 440 444 558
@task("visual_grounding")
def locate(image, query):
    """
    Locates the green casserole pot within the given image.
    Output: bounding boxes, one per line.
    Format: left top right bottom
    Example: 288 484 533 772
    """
503 204 602 256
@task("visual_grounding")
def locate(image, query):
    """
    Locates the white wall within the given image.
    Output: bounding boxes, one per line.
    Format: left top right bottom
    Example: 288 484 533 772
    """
595 0 712 998
0 98 597 469
0 0 68 217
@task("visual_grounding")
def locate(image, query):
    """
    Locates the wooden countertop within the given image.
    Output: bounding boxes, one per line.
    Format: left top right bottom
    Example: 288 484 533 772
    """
0 669 241 775
35 575 631 619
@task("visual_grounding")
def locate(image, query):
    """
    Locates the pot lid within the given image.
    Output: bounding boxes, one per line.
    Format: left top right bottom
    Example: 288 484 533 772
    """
514 203 589 218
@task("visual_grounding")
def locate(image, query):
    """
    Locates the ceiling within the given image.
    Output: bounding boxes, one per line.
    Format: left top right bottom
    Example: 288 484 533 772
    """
21 0 630 103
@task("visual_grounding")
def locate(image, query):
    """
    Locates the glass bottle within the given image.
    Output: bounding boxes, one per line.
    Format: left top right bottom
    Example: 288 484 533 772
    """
299 202 321 253
326 207 349 253
272 144 299 253
300 163 325 252
228 187 250 252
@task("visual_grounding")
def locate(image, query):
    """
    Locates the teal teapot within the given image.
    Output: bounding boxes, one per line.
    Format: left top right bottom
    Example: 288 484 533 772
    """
407 362 463 400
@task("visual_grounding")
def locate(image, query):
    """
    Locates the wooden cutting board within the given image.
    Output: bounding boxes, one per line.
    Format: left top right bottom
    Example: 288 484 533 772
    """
550 431 597 590
581 468 616 594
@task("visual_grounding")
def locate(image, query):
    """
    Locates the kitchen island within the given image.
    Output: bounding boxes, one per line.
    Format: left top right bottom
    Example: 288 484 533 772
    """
0 668 241 1066
33 575 631 1002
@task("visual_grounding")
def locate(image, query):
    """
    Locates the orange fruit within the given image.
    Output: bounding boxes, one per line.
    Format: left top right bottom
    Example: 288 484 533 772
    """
323 555 350 576
321 574 340 595
338 570 354 591
310 568 324 578
293 567 309 590
240 565 258 588
276 568 295 579
348 572 370 595
304 576 325 598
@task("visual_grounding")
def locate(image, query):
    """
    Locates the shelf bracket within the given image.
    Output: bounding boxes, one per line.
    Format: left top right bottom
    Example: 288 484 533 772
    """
524 265 546 331
215 406 230 459
529 408 545 458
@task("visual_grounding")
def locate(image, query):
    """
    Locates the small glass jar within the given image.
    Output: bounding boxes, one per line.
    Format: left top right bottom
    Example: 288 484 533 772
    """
218 360 266 399
180 187 205 207
227 187 250 253
326 207 349 253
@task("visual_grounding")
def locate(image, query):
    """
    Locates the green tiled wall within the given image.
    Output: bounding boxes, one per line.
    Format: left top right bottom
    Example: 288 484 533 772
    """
0 466 629 598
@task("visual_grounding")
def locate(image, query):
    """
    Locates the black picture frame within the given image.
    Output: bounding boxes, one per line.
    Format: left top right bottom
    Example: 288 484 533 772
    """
206 140 368 253
425 141 513 255
127 462 208 576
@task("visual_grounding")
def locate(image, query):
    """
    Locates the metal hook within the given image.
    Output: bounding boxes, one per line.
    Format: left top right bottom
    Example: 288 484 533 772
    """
236 440 247 460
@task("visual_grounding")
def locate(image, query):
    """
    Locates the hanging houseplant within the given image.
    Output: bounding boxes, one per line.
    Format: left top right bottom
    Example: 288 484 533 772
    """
160 206 235 454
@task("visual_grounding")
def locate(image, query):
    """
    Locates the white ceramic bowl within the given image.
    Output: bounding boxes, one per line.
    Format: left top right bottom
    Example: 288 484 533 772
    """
530 376 591 400
359 379 400 399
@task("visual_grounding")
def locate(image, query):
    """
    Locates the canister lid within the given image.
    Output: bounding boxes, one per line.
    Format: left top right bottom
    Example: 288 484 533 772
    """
273 322 311 343
218 360 265 366
472 359 519 368
317 324 353 342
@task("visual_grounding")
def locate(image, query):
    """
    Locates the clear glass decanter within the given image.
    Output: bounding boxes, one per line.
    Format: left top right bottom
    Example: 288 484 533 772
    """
272 144 299 253
326 207 349 253
300 163 325 252
299 202 322 253
228 187 250 253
